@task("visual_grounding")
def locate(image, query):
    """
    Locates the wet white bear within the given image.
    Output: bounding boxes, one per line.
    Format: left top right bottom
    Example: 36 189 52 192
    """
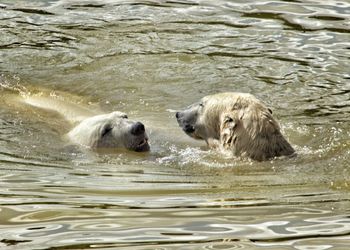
176 92 295 161
21 94 150 152
68 111 149 152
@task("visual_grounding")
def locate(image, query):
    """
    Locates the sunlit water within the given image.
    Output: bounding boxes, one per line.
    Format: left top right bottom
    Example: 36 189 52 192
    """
0 0 350 249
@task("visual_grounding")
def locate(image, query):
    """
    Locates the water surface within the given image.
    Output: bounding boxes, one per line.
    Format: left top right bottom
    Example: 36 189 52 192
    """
0 0 350 249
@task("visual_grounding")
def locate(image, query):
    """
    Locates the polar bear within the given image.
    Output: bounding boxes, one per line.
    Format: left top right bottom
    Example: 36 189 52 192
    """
20 94 150 152
68 111 150 152
176 92 295 161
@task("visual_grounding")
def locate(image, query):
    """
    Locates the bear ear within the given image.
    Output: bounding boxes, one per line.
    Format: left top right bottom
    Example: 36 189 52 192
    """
101 123 113 137
111 111 128 119
219 113 239 149
119 113 128 119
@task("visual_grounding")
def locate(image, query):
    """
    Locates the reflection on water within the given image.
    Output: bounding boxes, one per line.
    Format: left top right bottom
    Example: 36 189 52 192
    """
0 0 350 249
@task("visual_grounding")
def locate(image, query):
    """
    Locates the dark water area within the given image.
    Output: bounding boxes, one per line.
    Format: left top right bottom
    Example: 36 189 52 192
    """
0 0 349 249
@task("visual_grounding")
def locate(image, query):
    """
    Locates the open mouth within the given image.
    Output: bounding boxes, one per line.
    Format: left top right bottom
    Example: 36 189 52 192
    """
134 138 150 152
183 124 195 134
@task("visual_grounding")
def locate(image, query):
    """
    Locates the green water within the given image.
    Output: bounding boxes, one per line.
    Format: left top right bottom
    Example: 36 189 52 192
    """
0 0 349 249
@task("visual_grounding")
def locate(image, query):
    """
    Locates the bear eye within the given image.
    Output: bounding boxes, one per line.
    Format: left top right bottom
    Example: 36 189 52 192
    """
225 117 234 123
101 125 113 137
199 102 204 108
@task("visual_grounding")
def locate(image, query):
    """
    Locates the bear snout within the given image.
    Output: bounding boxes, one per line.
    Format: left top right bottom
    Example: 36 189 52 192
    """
175 111 183 124
176 111 195 134
184 124 195 133
175 112 181 119
131 122 145 136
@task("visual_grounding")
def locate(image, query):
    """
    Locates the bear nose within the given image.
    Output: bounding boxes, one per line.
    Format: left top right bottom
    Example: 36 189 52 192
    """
175 112 180 119
131 122 145 136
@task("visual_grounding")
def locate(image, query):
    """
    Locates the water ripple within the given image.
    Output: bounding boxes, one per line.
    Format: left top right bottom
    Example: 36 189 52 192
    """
1 206 350 249
1 0 350 249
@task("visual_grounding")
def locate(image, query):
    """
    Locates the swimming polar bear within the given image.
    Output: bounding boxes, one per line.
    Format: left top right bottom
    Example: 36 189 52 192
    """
68 111 150 152
20 94 150 152
176 92 295 161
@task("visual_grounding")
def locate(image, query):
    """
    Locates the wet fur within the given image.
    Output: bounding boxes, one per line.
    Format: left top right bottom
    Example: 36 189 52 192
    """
12 93 149 152
177 92 295 161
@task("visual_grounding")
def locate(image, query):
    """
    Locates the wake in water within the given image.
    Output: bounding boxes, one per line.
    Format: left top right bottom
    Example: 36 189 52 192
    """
1 74 349 183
